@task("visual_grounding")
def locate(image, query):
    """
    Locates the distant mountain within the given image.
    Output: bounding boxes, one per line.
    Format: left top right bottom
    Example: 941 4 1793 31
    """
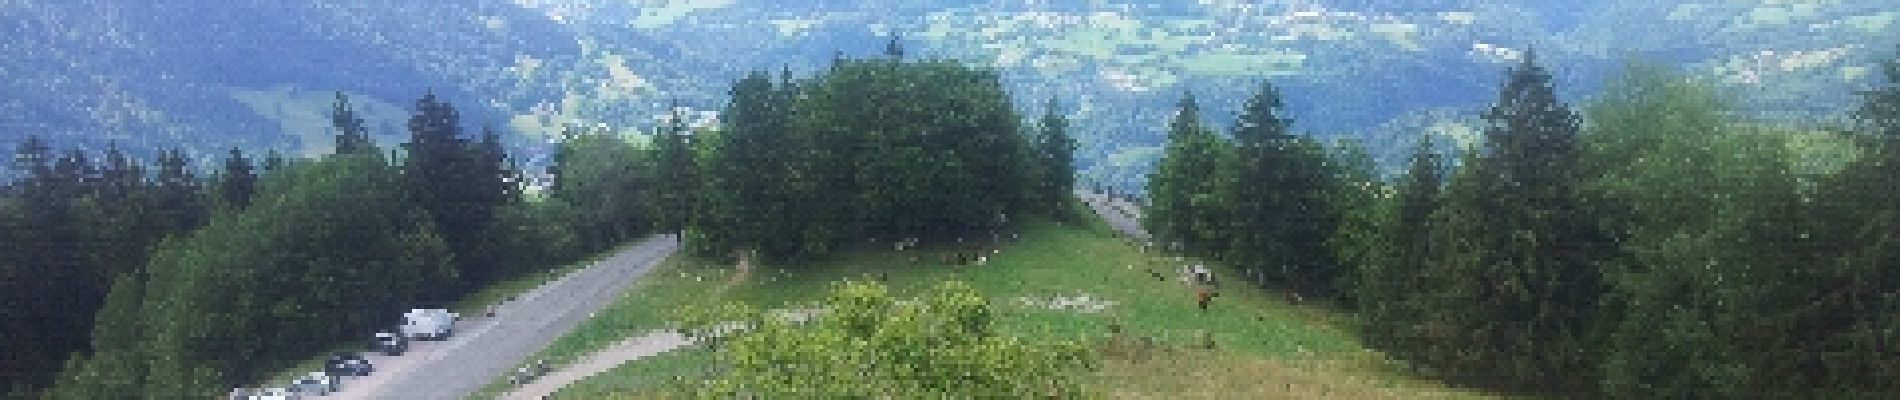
4 0 1895 190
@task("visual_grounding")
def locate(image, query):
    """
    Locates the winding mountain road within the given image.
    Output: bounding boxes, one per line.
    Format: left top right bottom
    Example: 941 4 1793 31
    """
324 234 678 400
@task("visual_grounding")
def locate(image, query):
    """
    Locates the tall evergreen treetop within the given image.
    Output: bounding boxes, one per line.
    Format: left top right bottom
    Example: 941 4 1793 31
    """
1482 48 1583 185
12 135 52 188
1035 97 1076 217
652 101 696 234
333 92 375 155
1423 46 1610 394
1168 91 1206 140
1232 81 1292 146
885 35 905 60
220 147 256 210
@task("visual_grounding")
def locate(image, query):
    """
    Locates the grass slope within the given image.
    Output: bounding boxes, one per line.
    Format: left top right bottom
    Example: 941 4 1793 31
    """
479 213 1511 399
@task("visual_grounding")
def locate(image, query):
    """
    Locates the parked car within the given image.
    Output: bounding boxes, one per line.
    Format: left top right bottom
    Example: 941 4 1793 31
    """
374 330 408 356
324 352 373 377
251 387 301 400
290 371 338 395
401 308 457 341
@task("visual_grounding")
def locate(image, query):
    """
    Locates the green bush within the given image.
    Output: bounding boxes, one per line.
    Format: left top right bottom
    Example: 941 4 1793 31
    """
675 279 1097 398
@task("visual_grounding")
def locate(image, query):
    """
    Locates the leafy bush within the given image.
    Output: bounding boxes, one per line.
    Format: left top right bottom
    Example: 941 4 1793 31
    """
674 279 1097 398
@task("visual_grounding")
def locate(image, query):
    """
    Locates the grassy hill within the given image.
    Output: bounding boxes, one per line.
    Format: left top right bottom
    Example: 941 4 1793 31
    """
477 211 1512 399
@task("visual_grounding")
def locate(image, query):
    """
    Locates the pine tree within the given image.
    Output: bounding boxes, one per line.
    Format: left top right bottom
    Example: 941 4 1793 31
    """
1359 141 1442 362
885 35 905 60
1221 81 1340 295
10 135 52 189
152 147 206 234
1145 92 1230 256
333 92 376 155
1324 137 1383 303
219 147 257 210
263 149 286 172
98 142 143 202
1035 97 1076 219
402 91 491 297
652 103 697 235
701 72 778 259
1424 48 1611 393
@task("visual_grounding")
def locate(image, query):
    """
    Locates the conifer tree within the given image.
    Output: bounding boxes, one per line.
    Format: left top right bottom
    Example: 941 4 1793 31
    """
652 103 697 235
1035 97 1076 219
219 147 257 210
402 91 497 296
1221 81 1339 295
263 149 286 172
1358 141 1442 361
152 147 206 233
333 92 376 155
1423 48 1611 393
1145 92 1230 256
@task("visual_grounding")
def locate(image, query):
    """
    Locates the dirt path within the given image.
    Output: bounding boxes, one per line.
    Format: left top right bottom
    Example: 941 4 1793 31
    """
501 309 821 399
324 234 677 400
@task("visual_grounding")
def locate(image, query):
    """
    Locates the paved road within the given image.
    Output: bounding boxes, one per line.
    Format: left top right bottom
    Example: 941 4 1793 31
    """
1078 189 1151 242
327 234 678 400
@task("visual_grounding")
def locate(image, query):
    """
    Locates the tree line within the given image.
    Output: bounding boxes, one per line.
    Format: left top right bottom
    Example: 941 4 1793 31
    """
2 90 659 398
685 39 1075 264
1145 49 1900 398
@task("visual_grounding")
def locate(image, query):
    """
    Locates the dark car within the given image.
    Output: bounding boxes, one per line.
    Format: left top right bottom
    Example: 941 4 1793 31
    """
374 330 408 356
325 352 373 377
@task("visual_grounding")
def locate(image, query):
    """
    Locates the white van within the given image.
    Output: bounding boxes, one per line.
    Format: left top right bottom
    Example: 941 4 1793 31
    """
401 309 458 341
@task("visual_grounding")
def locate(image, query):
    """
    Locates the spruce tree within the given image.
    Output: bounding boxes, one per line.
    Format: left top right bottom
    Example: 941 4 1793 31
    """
1221 81 1339 294
1359 141 1443 360
702 72 778 259
152 147 206 233
219 147 257 210
1145 92 1230 256
333 92 376 155
263 149 286 172
402 91 491 297
1035 97 1076 219
652 103 696 235
1425 48 1611 393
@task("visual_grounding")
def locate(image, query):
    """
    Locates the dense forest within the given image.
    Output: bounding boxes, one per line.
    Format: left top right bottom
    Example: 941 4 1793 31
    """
0 40 1074 398
1145 49 1900 398
0 91 620 397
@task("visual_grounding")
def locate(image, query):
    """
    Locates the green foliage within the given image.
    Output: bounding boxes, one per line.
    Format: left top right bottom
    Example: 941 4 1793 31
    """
694 56 1041 264
332 91 377 155
1571 61 1900 398
1324 138 1385 304
1217 82 1344 296
1402 51 1613 394
90 153 456 397
1 138 210 394
1357 141 1443 362
401 93 515 295
43 273 148 399
676 279 1096 398
550 127 658 252
1035 98 1079 219
215 147 257 211
484 199 586 280
651 106 698 234
1145 92 1232 256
